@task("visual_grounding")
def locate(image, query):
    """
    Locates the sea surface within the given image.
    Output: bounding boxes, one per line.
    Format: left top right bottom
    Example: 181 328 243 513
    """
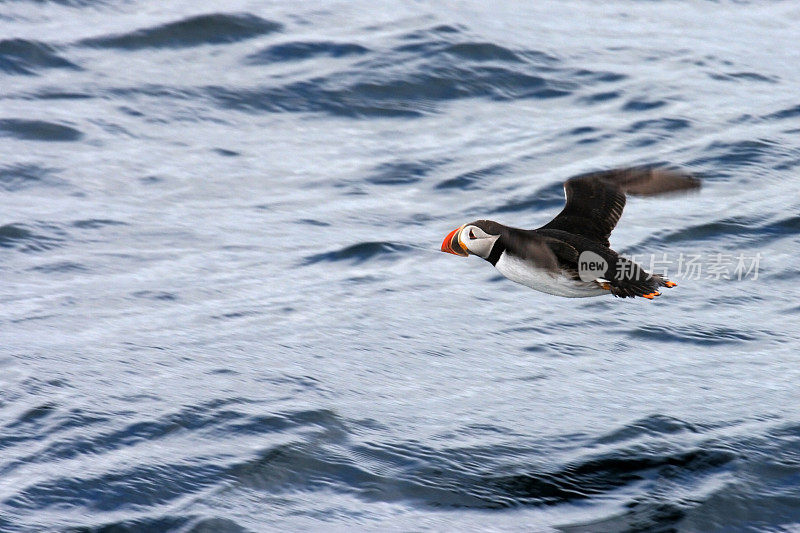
2 1 800 531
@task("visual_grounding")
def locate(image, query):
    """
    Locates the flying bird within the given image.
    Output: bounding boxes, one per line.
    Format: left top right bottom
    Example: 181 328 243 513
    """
440 167 700 299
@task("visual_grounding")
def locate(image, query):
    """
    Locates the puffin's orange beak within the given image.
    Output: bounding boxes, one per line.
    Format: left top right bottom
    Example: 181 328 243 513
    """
441 225 469 256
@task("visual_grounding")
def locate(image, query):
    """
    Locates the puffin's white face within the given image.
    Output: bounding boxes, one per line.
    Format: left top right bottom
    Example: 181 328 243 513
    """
441 223 500 259
460 225 500 258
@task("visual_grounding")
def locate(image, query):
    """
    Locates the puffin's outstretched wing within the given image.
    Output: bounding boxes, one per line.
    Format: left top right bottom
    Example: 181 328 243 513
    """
538 167 700 247
472 219 563 273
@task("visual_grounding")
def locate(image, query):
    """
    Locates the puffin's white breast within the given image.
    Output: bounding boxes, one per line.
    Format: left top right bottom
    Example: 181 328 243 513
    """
494 251 607 298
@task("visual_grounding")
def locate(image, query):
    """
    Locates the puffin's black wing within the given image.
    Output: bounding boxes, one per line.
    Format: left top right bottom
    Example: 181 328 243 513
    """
495 225 562 273
538 167 700 247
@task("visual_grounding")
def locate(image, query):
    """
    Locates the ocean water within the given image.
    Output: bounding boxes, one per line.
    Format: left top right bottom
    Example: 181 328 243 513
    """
2 1 800 531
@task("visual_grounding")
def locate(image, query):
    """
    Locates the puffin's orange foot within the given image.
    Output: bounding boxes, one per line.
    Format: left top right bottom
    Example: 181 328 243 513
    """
641 291 661 299
664 281 677 288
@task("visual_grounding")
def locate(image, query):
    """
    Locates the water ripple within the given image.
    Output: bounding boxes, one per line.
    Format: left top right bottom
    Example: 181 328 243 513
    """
0 164 61 191
367 159 445 185
435 163 509 190
246 41 369 64
652 214 800 247
79 13 282 50
0 119 83 142
0 223 65 252
205 31 630 118
303 242 414 265
628 325 759 345
0 39 80 75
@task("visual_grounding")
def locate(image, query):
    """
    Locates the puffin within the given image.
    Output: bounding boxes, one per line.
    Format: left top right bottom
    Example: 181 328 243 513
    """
440 167 700 299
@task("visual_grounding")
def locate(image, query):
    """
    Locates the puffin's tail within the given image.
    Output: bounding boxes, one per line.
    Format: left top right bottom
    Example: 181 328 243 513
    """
606 257 678 299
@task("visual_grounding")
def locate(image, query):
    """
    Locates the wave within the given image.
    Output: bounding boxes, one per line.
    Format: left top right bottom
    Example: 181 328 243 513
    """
690 139 789 171
0 39 80 75
0 164 61 191
303 242 414 265
650 214 800 247
2 22 635 124
367 159 446 186
0 218 129 254
765 103 800 121
246 41 369 64
214 410 739 529
491 180 566 214
79 13 282 50
3 397 799 530
0 119 83 142
206 25 627 118
628 324 760 345
435 163 509 190
0 223 65 252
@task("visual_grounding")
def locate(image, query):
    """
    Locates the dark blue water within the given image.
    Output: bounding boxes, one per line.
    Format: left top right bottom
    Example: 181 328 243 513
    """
2 2 800 531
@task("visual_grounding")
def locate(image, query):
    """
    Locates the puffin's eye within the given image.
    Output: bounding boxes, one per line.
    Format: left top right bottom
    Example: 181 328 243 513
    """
469 229 476 239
